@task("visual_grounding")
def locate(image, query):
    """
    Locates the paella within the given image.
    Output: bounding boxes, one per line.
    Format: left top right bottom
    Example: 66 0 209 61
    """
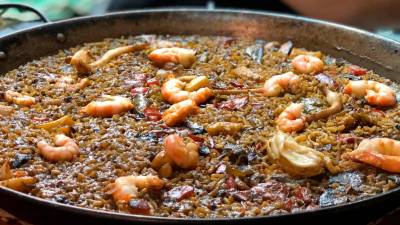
0 34 400 218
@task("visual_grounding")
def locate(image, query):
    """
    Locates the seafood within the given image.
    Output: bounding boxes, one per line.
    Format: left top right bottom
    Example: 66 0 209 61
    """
269 131 335 177
291 54 324 74
344 138 400 173
151 151 174 178
306 87 343 122
162 99 199 126
1 34 400 218
37 134 80 162
107 175 164 202
148 47 196 68
262 72 300 97
276 103 305 133
161 77 213 104
81 95 134 117
68 44 148 74
4 90 35 106
164 134 199 169
206 122 243 135
343 80 396 107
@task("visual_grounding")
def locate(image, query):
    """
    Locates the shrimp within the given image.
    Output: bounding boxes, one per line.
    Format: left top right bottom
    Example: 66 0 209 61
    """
57 76 89 92
81 95 134 117
306 87 343 122
151 151 174 178
344 138 400 173
107 175 164 202
4 90 35 106
343 80 396 107
164 134 199 169
68 44 148 74
276 103 305 133
291 54 324 74
161 77 213 104
262 72 301 97
162 99 199 127
37 134 79 162
148 47 196 68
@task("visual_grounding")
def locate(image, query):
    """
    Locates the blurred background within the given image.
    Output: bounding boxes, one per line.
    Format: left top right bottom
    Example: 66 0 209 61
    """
0 0 399 40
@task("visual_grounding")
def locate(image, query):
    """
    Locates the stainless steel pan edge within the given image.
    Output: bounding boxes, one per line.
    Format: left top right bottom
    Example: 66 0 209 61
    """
0 9 400 225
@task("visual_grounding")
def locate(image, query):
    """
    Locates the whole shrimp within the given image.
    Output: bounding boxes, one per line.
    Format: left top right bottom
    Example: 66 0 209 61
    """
291 54 324 74
37 134 79 162
343 80 396 107
164 134 199 169
262 72 301 97
148 47 196 68
344 138 400 173
276 103 305 133
162 99 199 127
4 90 35 106
161 77 213 104
107 175 164 202
81 95 134 117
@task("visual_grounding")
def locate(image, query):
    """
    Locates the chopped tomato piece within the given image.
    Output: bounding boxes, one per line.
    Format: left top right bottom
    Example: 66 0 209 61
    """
164 185 195 201
226 175 236 190
371 108 385 116
348 65 367 76
188 134 204 143
216 97 248 110
144 107 162 121
146 78 160 86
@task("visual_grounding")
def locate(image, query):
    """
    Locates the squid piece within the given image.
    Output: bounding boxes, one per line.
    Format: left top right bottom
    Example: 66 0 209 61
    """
306 86 343 122
269 131 336 177
68 43 148 74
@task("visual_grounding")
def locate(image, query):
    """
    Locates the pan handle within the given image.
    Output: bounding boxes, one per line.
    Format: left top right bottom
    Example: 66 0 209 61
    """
0 3 50 23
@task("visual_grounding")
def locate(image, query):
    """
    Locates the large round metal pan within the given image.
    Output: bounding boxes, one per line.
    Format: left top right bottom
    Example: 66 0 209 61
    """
0 9 400 225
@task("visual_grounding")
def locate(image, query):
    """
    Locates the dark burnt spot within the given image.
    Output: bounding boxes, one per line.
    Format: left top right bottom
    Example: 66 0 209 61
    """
11 153 31 168
319 188 348 207
185 120 205 134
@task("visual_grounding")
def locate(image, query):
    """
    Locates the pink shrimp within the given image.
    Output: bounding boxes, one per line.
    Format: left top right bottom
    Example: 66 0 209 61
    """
276 103 305 133
164 134 199 169
161 78 213 104
262 72 301 97
343 80 396 107
148 47 196 68
292 54 324 74
162 99 199 127
4 90 35 106
344 138 400 173
81 95 134 117
37 134 79 162
107 175 164 202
